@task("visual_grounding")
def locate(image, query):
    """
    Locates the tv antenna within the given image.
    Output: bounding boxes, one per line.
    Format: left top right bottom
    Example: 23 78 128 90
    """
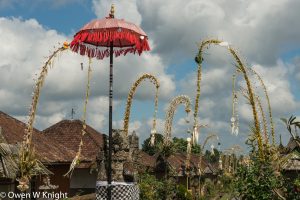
71 108 76 120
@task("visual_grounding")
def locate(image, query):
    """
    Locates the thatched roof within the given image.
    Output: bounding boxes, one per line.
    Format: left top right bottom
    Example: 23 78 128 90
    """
286 137 300 153
281 151 300 171
0 143 52 179
0 143 18 179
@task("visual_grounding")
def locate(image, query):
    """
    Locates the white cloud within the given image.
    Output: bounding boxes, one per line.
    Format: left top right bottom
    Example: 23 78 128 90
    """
2 0 300 149
135 0 300 65
0 17 175 132
252 61 299 113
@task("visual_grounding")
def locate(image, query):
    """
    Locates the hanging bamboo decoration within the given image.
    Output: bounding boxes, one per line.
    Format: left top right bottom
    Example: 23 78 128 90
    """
185 137 192 190
123 74 159 139
64 58 93 177
247 67 275 145
219 154 223 170
164 95 191 145
195 39 264 159
186 137 192 169
150 86 159 146
18 42 69 191
231 73 239 136
210 144 215 155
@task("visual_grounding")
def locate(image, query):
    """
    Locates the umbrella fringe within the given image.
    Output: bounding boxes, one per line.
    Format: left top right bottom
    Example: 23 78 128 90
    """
70 30 150 60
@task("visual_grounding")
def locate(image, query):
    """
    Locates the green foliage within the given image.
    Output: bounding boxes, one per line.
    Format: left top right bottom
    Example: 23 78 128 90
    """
280 115 300 139
282 177 300 200
173 137 200 154
142 135 201 156
197 174 236 200
141 134 193 158
176 184 193 200
234 151 282 200
142 133 164 156
160 143 175 158
219 173 235 193
295 178 300 187
139 173 193 200
204 148 220 163
203 179 217 198
139 173 165 200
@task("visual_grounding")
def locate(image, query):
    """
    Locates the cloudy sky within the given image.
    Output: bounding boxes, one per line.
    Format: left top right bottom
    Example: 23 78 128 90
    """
1 0 300 151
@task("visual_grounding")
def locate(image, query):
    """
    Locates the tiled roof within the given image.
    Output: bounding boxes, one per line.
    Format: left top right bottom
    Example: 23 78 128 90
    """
135 150 156 168
42 119 105 163
167 153 207 169
0 111 75 163
154 152 216 176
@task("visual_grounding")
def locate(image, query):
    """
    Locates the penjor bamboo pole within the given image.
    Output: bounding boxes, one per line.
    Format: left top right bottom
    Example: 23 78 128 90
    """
194 39 264 159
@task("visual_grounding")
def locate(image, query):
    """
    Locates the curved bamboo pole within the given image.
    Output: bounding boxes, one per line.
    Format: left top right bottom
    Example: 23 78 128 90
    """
255 94 269 145
247 67 275 145
123 74 159 136
24 43 69 147
18 42 69 191
164 95 191 145
237 71 269 146
194 39 264 159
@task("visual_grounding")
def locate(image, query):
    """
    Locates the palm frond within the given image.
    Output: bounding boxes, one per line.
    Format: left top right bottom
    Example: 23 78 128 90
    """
280 118 288 125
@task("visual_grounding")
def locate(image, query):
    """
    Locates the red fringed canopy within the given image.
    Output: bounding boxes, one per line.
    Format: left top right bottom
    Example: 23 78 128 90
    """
70 18 150 60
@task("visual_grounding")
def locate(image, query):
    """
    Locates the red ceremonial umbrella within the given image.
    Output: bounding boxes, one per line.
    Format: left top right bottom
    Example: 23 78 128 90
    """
70 5 150 199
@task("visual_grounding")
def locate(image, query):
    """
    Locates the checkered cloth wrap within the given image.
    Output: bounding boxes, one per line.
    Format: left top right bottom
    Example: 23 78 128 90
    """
96 181 139 200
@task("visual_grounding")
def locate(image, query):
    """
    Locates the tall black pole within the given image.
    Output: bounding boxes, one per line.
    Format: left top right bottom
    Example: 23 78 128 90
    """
107 42 113 200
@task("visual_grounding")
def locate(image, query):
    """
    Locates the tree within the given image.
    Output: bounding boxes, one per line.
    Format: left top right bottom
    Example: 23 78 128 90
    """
172 137 201 154
204 148 220 163
139 173 165 200
142 135 201 155
142 133 164 156
281 115 300 148
234 148 283 199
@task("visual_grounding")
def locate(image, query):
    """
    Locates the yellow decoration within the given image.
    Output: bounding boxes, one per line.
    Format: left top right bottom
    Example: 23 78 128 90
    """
19 44 68 190
247 67 275 145
164 95 191 145
123 74 159 136
65 58 93 177
194 39 265 159
63 41 69 49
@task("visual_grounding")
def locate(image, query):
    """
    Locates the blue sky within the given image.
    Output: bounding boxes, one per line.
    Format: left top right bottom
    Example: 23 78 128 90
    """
1 0 300 151
0 1 95 33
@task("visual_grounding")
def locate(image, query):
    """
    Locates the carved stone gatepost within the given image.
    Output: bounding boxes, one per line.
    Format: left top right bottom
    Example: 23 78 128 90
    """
96 129 140 199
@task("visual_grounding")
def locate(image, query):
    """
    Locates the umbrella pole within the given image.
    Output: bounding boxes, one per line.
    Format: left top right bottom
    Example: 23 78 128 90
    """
107 42 113 200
